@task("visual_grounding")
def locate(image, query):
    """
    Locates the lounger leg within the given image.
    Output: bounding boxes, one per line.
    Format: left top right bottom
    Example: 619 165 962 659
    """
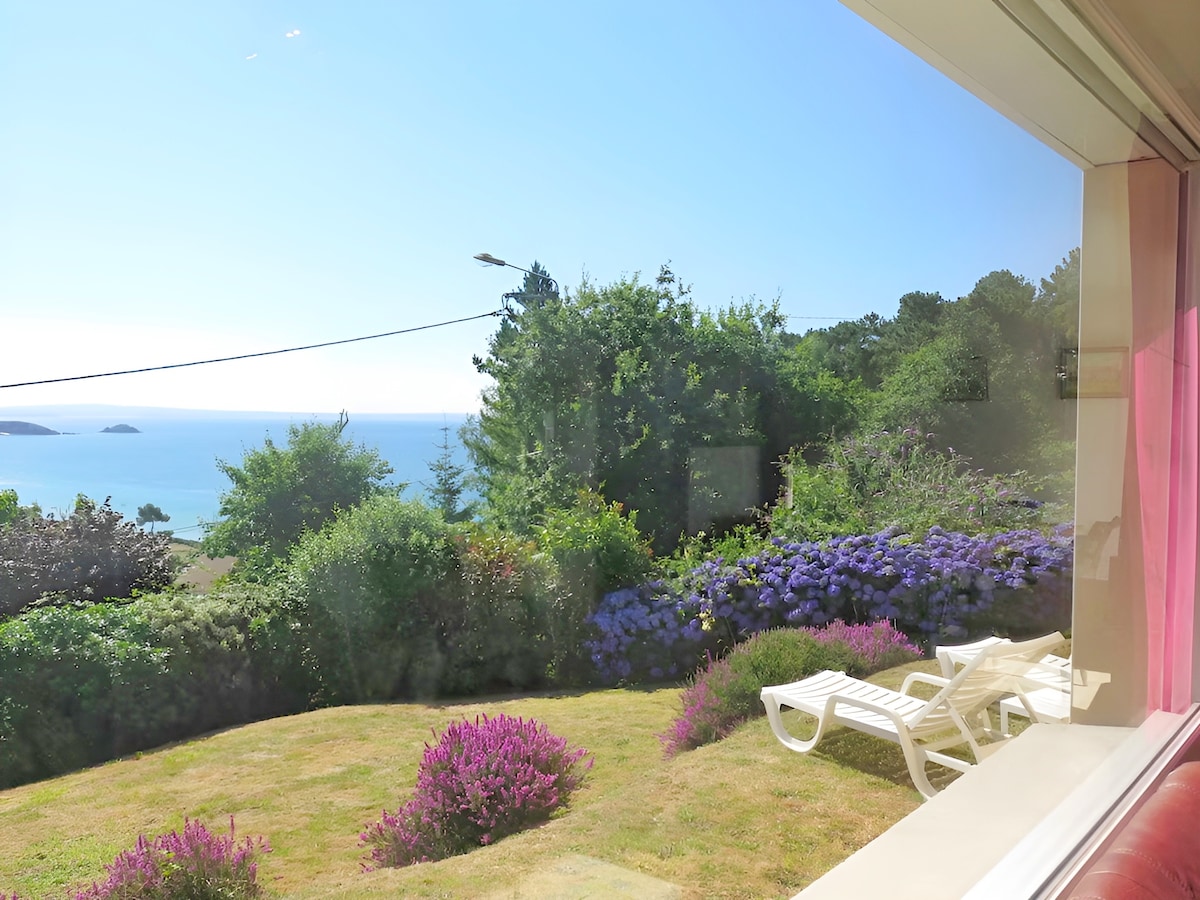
897 731 938 799
762 698 831 756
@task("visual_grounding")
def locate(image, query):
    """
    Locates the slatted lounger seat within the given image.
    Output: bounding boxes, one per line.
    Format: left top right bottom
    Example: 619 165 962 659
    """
760 632 1067 798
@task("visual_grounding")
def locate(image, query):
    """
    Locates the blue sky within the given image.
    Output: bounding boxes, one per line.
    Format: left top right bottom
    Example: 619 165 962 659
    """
1 1 1082 414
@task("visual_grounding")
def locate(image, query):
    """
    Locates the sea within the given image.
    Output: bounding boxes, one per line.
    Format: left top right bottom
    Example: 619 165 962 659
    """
0 407 472 539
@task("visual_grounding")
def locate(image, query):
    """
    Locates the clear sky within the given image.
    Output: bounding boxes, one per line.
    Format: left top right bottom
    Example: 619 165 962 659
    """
1 1 1083 414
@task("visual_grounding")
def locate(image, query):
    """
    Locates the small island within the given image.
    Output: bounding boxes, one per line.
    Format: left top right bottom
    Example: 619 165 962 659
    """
0 420 59 436
101 424 141 434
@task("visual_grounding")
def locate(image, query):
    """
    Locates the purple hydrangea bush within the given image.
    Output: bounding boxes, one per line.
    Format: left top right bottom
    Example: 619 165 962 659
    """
361 714 591 869
73 818 269 900
589 527 1072 683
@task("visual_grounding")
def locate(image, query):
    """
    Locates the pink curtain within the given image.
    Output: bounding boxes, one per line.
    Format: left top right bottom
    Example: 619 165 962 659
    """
1130 166 1197 713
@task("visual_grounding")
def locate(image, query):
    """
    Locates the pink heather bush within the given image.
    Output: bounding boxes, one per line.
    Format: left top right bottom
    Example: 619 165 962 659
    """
658 654 739 756
660 622 923 757
362 714 591 869
73 817 269 900
800 619 923 672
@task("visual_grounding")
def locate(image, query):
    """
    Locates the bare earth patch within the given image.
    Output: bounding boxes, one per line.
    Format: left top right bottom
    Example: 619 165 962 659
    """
170 541 236 592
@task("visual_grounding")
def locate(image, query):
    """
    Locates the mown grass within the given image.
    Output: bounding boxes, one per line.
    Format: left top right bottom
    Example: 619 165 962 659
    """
0 666 949 899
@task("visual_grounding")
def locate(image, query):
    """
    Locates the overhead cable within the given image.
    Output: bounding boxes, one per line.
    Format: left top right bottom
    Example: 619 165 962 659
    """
0 308 504 390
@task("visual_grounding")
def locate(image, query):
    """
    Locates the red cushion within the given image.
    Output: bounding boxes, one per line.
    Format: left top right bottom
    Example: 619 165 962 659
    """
1067 761 1200 899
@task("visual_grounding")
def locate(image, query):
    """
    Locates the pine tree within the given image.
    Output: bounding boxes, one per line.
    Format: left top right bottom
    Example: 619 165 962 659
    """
427 425 473 523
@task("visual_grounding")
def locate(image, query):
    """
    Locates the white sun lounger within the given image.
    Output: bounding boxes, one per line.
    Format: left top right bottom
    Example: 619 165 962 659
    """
936 634 1072 732
760 631 1067 798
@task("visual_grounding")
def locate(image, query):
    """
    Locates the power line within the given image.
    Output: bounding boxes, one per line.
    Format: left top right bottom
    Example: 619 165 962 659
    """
0 308 505 390
786 315 856 321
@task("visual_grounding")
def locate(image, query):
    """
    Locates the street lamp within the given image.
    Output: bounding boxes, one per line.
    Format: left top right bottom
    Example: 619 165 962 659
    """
473 252 559 298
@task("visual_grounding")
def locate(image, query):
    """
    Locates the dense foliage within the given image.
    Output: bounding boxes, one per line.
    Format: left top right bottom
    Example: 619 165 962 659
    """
807 253 1080 499
660 623 922 756
588 527 1072 683
0 588 308 789
202 413 393 574
772 428 1049 541
73 818 269 899
465 265 858 551
361 714 591 868
468 252 1079 550
533 491 654 683
283 494 456 703
0 496 174 619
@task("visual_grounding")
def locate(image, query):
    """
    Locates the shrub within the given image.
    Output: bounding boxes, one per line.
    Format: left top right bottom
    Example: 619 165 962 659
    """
362 714 591 868
660 629 860 756
0 587 310 789
284 495 456 703
0 496 174 620
588 527 1072 683
202 414 394 577
534 491 654 684
440 527 556 694
661 524 776 581
659 624 922 756
772 429 1047 541
800 619 923 672
73 817 269 899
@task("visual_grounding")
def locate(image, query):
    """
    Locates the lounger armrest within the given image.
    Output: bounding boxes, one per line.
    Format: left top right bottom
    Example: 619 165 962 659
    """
900 671 952 695
823 692 912 728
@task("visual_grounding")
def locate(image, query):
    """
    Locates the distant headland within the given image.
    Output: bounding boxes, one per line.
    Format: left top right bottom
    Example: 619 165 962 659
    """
0 421 142 435
0 421 59 436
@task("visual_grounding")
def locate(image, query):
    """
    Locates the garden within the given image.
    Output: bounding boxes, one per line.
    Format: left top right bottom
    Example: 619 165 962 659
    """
0 256 1079 897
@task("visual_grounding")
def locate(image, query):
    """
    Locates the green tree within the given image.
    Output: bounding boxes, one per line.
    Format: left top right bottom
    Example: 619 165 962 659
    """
202 412 393 574
136 503 170 532
873 290 946 377
805 313 887 388
0 490 39 527
426 425 474 523
467 265 821 550
1041 247 1080 347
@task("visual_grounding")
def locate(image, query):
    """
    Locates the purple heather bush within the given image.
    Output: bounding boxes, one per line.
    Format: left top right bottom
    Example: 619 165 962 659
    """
659 622 922 757
73 817 269 900
362 714 591 869
658 654 738 756
800 619 923 672
589 527 1072 683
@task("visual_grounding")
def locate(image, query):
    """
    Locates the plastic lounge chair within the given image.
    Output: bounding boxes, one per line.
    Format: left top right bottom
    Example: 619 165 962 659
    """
935 635 1071 686
936 634 1072 732
760 631 1067 799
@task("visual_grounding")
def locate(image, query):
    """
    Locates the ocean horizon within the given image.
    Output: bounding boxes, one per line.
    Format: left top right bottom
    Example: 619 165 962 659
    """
0 405 473 538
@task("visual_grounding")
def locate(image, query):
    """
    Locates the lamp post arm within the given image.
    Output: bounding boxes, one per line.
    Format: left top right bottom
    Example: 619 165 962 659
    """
474 252 559 296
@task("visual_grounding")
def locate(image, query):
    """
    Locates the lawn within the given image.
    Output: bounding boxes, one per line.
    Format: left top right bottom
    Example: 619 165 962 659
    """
0 668 944 899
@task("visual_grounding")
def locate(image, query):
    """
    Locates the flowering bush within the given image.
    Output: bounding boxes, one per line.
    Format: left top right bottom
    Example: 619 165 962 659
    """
362 714 591 869
659 623 921 757
589 527 1071 683
800 619 924 672
73 818 269 900
659 654 738 756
